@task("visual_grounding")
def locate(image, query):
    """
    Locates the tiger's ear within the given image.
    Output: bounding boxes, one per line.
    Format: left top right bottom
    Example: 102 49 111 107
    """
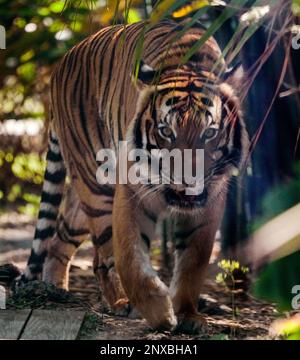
136 60 156 86
222 62 244 88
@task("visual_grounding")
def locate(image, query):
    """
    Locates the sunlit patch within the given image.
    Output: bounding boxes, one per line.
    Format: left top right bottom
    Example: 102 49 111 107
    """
24 23 37 33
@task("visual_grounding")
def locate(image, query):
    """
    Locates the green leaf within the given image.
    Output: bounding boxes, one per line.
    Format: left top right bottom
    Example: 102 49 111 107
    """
49 1 66 14
180 0 249 64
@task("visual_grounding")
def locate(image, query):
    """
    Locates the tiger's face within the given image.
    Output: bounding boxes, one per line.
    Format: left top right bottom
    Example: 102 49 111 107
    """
129 62 247 211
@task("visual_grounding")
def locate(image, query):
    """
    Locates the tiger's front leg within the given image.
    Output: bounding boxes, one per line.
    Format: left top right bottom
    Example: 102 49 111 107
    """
170 200 226 334
113 183 177 330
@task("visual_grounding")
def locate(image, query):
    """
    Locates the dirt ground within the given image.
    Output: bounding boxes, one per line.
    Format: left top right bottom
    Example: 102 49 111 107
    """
0 211 280 340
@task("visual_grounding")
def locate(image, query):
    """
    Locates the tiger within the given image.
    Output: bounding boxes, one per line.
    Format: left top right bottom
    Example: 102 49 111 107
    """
18 19 249 334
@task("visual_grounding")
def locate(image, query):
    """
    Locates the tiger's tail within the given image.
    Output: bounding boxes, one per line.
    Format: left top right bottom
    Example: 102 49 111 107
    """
18 128 66 285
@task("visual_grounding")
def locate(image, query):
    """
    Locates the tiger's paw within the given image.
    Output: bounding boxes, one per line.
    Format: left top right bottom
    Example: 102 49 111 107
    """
113 298 141 319
174 313 207 334
138 293 177 331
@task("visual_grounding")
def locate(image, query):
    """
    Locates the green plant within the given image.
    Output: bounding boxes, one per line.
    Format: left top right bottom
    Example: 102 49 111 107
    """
0 150 45 215
209 333 229 340
79 312 103 339
216 259 249 318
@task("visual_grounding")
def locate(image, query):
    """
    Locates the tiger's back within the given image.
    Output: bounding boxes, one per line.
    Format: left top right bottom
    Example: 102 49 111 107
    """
50 20 223 172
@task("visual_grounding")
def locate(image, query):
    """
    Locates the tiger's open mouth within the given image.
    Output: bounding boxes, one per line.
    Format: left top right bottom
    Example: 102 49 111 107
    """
164 188 208 208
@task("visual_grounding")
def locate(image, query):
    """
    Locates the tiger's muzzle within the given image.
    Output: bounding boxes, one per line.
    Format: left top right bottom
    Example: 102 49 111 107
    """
164 188 208 209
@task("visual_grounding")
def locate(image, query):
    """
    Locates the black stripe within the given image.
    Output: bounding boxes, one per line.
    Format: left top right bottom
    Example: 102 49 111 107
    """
134 115 143 149
38 210 57 221
92 226 112 246
145 119 159 153
34 226 55 240
81 200 112 218
141 233 150 249
47 149 63 162
96 113 108 148
73 156 115 197
166 97 182 106
105 199 114 205
44 169 66 184
93 264 108 274
40 191 62 206
79 99 96 158
49 131 59 145
99 185 115 197
27 249 47 268
50 252 70 266
28 264 43 275
57 231 82 248
228 118 242 167
64 125 98 183
158 83 207 94
93 27 117 86
59 215 89 237
83 43 91 99
102 29 123 111
189 52 217 65
143 207 157 223
175 242 187 251
134 101 152 149
201 97 214 107
62 50 77 87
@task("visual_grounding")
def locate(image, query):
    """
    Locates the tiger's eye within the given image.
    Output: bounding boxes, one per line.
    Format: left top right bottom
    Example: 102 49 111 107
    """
203 128 217 140
159 126 173 138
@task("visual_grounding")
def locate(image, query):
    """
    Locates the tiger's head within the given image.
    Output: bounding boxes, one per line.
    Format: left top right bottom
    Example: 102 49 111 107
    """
127 60 249 212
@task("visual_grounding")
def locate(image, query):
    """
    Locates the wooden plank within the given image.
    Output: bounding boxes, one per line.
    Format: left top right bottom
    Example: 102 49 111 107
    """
20 310 85 340
0 310 31 340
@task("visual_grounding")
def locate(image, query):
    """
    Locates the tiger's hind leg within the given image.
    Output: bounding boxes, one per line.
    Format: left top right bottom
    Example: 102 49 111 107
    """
42 184 89 289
